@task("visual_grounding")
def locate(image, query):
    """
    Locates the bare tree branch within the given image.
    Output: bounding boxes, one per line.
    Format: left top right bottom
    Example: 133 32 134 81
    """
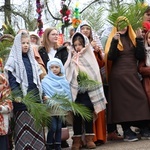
45 0 61 21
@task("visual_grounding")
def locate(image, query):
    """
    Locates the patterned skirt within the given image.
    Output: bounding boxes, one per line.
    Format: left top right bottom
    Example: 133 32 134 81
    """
14 111 46 150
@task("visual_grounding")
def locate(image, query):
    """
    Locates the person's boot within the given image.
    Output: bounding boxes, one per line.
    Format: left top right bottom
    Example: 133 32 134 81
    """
55 144 61 150
71 136 82 150
107 130 123 141
46 144 53 150
85 135 96 149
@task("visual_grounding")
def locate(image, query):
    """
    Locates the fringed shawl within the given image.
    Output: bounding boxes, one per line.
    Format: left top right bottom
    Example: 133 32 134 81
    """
4 33 42 97
65 32 106 114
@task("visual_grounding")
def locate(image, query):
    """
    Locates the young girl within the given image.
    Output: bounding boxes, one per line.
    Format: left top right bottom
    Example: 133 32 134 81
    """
4 32 46 150
41 58 72 150
0 73 13 150
64 32 106 150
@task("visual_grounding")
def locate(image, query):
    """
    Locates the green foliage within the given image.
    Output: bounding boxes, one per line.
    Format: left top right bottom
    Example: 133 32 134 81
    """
107 3 147 30
3 24 16 36
0 41 12 60
81 5 104 32
10 90 92 130
10 90 51 130
77 70 101 93
46 94 92 122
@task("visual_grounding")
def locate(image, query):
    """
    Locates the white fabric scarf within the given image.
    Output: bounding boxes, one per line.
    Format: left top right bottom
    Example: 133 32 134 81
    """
4 33 42 97
145 42 150 67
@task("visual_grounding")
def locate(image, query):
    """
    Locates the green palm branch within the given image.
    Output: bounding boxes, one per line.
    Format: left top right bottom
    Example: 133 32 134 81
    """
77 70 101 93
10 90 92 130
108 3 147 30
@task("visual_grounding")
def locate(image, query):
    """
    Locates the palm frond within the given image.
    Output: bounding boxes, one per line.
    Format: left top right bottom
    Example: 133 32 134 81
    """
10 90 51 130
46 94 92 122
107 3 147 30
77 70 101 93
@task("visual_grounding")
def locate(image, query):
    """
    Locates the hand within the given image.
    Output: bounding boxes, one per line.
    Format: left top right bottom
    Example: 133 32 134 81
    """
114 32 120 40
135 28 143 38
91 40 97 48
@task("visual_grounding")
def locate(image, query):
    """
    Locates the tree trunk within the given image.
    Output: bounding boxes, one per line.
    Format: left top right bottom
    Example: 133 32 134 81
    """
4 0 11 24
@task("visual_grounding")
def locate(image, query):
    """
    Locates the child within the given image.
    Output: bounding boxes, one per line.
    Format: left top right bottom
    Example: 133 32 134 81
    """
64 32 106 150
0 73 13 150
41 58 72 150
4 32 46 150
139 29 150 107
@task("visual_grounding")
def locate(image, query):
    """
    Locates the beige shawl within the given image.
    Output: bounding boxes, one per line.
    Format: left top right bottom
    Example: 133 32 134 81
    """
64 33 107 114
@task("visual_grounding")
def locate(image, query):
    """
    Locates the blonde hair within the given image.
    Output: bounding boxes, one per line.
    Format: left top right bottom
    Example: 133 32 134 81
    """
42 27 59 52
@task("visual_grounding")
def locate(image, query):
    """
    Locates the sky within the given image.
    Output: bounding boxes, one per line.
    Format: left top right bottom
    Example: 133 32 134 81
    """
0 0 91 31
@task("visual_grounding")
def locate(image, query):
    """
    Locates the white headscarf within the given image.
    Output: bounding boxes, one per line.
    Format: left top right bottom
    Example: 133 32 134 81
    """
4 33 42 97
76 20 103 51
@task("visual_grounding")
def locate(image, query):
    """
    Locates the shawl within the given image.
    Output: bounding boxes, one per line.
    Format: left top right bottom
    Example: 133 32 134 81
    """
76 20 104 51
145 42 150 67
0 74 13 135
41 58 72 100
104 16 136 82
4 33 42 97
65 32 106 114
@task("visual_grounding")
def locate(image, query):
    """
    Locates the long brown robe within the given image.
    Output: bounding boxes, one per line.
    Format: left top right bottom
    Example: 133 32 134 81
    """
108 34 150 124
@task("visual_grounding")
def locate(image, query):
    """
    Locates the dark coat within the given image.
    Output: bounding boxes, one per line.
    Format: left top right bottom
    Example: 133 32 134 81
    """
38 46 68 72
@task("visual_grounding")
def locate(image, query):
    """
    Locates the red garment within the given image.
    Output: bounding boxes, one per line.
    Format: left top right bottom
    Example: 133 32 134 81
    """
93 50 106 143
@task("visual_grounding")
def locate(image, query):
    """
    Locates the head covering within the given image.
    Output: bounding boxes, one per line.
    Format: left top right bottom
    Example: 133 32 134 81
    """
41 58 72 100
29 31 41 45
104 16 136 82
143 21 150 33
76 20 104 51
4 33 42 96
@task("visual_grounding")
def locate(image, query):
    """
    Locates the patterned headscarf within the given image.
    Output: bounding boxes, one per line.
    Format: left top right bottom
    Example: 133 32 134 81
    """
4 33 42 96
0 73 10 102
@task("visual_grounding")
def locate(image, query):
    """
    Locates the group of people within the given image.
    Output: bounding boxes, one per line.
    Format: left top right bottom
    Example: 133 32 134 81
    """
1 5 150 150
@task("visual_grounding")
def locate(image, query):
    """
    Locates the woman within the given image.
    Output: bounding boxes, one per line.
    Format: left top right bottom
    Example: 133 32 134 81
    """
105 16 150 142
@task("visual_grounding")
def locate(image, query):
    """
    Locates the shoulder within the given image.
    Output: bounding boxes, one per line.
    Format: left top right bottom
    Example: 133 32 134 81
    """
57 46 67 52
38 47 46 53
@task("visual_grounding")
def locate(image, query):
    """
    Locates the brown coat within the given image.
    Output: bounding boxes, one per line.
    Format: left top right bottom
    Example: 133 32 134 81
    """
138 60 150 107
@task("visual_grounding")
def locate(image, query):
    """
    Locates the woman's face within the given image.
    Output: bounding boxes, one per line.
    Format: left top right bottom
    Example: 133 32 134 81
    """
48 29 58 44
80 25 91 38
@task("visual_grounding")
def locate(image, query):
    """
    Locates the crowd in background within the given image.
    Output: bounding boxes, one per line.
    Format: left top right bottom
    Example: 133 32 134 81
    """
1 5 150 150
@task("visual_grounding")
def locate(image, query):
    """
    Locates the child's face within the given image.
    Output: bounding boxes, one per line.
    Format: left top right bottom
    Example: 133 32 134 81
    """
74 40 84 52
50 65 61 75
147 33 150 45
21 37 30 53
